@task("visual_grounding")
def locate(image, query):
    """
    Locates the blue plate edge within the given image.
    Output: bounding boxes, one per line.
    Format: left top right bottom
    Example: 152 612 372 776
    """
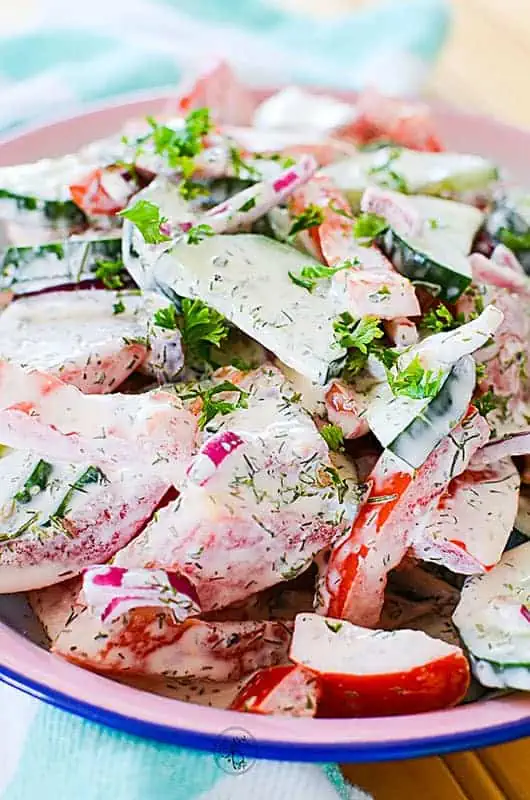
1 662 529 763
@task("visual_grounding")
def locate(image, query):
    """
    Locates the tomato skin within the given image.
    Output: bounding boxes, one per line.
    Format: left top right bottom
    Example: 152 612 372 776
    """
231 664 321 717
314 652 470 718
342 89 444 153
70 168 129 216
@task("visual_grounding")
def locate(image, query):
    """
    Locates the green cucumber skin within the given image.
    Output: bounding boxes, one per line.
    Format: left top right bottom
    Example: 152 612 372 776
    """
0 189 86 227
387 356 476 470
0 238 122 292
377 229 472 302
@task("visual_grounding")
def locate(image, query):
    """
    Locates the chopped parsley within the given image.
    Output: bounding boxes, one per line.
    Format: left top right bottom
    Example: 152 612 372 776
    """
178 298 230 366
368 148 408 193
288 204 324 238
182 380 248 430
319 465 349 504
118 200 171 245
94 258 126 290
112 300 126 315
186 223 215 245
499 228 530 251
475 389 501 417
334 313 397 379
352 212 388 245
421 304 465 333
387 354 444 400
320 424 345 452
14 460 53 504
288 261 355 292
153 305 178 330
324 620 343 633
334 313 384 352
238 197 257 213
229 146 261 179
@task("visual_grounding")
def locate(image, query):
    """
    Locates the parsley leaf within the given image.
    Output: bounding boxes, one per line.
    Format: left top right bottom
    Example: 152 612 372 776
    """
238 197 256 213
94 258 126 290
288 261 355 292
334 313 384 352
229 146 261 179
153 305 178 330
186 223 215 245
353 212 388 245
475 389 501 417
421 304 465 333
182 380 249 430
288 204 325 237
368 148 408 193
118 200 171 245
334 313 398 379
178 298 230 366
320 424 345 452
324 620 343 633
113 300 126 315
499 228 530 251
387 354 444 400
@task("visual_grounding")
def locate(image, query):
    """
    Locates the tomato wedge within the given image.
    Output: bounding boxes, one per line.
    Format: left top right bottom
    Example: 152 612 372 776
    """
231 665 321 717
290 614 470 717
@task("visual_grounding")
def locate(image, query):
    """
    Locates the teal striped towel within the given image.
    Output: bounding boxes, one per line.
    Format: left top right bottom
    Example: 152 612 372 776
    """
0 1 450 798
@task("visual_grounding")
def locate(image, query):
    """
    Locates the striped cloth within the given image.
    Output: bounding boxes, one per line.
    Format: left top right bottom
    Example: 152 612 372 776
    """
0 1 449 798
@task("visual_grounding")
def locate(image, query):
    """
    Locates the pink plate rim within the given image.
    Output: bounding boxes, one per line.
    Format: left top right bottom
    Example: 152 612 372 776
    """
0 89 530 761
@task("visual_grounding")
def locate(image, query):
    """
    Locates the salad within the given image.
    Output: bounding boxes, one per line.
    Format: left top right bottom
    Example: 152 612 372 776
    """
2 60 530 719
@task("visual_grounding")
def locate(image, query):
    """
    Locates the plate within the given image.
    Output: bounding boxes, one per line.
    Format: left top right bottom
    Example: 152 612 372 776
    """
1 90 530 763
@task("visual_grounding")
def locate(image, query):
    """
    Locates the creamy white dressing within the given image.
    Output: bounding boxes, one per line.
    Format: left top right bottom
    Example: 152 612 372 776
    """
322 147 497 206
0 289 162 373
453 542 530 666
153 233 346 384
290 613 461 675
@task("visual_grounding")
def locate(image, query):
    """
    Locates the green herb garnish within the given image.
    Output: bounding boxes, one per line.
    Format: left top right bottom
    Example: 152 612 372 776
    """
47 466 107 524
421 304 465 333
94 258 125 290
368 148 408 193
353 212 388 245
153 305 178 330
475 389 501 417
324 620 343 633
14 460 53 504
238 197 256 213
178 298 230 366
288 261 354 292
387 354 444 400
186 223 215 245
334 313 384 352
288 204 325 238
320 424 345 452
182 380 249 429
229 146 261 179
112 300 126 315
118 200 171 245
499 228 530 251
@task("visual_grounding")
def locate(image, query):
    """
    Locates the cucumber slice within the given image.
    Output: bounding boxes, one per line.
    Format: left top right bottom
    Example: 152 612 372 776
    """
404 194 484 254
487 187 530 272
453 542 530 690
377 226 473 301
367 355 476 469
152 233 346 384
0 133 129 228
0 234 121 294
322 147 498 208
122 178 195 291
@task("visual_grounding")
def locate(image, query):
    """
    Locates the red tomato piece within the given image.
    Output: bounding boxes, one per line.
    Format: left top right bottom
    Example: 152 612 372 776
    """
70 167 132 216
290 614 470 718
231 664 321 717
343 88 444 152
